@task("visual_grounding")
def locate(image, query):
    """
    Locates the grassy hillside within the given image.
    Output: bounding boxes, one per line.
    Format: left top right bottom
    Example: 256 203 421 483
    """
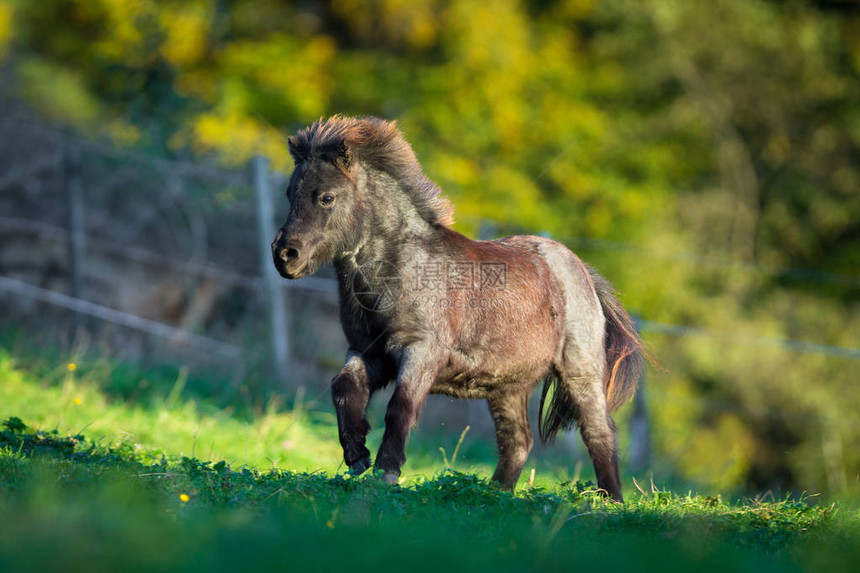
0 348 530 486
1 345 653 491
0 350 343 474
1 350 859 572
3 415 859 573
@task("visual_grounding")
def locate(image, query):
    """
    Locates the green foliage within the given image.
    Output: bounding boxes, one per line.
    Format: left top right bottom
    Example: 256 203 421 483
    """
0 0 858 496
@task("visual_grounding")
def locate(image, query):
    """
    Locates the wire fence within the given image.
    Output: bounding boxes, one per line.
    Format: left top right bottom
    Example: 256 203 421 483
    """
0 109 343 390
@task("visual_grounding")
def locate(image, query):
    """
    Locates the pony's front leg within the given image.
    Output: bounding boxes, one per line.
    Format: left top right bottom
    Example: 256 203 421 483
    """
374 343 444 483
332 351 376 475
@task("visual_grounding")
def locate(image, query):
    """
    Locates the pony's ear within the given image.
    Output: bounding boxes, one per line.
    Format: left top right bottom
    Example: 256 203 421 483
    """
287 136 306 163
333 141 352 169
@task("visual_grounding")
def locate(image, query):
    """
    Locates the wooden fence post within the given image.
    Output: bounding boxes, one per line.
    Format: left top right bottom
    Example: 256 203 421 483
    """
64 142 86 334
252 155 291 387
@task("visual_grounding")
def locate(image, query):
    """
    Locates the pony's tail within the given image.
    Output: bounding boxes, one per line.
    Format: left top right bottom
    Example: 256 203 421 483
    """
587 265 644 411
538 266 644 445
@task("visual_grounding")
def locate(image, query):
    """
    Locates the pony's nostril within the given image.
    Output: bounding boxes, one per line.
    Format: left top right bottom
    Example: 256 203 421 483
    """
281 248 299 263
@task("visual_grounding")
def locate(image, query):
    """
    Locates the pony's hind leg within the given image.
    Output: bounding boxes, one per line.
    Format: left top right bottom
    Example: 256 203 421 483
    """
488 392 533 490
569 375 623 502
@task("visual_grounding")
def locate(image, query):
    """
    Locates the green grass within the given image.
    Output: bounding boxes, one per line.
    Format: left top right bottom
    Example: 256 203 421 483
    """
1 350 859 572
0 351 343 474
1 417 859 573
0 348 548 487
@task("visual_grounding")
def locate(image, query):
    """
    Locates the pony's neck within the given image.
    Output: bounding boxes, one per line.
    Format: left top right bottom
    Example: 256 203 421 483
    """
334 170 442 278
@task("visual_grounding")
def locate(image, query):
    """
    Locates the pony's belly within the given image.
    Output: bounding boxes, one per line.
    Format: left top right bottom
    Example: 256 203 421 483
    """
429 376 496 399
430 351 551 399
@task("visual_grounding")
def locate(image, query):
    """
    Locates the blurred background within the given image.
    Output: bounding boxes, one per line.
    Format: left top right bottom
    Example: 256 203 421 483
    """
0 0 857 498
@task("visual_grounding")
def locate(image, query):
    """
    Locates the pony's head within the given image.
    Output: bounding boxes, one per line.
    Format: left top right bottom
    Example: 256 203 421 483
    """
272 116 453 279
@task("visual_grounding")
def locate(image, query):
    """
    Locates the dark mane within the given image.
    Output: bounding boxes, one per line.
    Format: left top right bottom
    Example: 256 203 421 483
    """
288 116 454 227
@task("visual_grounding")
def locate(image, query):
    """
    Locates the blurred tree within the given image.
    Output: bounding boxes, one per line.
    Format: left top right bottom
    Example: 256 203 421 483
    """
1 0 857 496
587 0 860 492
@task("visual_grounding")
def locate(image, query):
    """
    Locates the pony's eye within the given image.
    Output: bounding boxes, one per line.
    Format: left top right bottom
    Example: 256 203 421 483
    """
320 194 335 207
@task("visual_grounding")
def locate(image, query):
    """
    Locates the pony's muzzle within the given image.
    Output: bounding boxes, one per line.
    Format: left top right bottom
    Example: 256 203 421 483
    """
271 232 305 279
279 247 299 263
275 246 302 278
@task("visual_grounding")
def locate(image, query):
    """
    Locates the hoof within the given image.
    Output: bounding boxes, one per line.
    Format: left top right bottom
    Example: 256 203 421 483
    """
379 471 399 485
349 456 372 476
